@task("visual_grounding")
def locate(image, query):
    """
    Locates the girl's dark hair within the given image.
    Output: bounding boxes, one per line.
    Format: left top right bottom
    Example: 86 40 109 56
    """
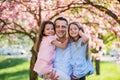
36 20 55 52
68 22 90 59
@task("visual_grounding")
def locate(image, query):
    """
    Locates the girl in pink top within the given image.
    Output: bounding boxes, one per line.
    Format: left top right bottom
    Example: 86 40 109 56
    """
33 21 69 80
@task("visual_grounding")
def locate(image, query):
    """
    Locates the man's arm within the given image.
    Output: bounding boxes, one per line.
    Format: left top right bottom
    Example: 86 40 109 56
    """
43 70 59 80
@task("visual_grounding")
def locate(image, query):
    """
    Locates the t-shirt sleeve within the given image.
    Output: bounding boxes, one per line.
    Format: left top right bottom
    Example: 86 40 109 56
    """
47 36 56 44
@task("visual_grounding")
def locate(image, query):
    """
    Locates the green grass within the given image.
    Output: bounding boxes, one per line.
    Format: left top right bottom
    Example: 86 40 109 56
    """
0 56 29 80
0 56 120 80
87 61 120 80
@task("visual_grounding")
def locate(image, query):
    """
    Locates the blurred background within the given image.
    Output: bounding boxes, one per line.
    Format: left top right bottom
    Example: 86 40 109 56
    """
0 0 120 80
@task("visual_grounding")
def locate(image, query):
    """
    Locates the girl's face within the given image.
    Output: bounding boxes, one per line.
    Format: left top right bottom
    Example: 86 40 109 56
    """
43 24 55 36
69 24 79 39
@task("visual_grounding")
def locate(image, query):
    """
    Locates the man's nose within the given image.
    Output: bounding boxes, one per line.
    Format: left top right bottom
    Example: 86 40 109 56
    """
59 26 63 30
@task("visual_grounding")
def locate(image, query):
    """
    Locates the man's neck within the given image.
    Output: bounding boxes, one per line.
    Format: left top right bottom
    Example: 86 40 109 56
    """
57 37 66 42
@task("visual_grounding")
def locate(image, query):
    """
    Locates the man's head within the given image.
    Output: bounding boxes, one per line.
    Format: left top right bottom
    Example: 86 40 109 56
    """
54 17 68 38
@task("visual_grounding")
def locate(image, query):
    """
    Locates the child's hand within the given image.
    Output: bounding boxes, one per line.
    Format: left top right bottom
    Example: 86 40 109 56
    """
79 30 83 36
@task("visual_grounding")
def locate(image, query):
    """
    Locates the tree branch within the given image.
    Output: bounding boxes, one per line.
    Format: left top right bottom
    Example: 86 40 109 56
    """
85 0 120 24
49 1 74 20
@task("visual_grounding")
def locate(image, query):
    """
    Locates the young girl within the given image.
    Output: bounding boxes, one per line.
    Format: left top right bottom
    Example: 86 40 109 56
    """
33 20 70 80
68 22 94 80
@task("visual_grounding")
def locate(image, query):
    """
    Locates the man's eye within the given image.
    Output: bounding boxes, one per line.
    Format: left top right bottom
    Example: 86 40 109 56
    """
62 26 66 28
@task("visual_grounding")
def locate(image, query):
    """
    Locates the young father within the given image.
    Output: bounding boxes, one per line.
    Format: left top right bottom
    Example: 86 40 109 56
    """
44 17 72 80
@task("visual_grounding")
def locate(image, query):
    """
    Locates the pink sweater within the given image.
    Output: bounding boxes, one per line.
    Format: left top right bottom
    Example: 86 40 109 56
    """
34 36 56 74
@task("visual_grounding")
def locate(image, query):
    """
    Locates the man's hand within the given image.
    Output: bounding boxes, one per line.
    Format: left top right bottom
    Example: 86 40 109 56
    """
43 70 59 80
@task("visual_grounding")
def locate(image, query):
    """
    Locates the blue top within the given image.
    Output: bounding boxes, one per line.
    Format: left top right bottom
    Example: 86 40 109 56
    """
53 43 72 76
70 38 94 78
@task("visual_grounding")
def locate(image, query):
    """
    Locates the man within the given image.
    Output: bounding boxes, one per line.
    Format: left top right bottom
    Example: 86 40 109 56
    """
44 17 72 80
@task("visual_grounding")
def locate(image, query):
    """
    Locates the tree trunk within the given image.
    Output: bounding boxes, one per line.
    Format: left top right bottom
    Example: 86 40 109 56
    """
30 48 38 80
95 59 100 75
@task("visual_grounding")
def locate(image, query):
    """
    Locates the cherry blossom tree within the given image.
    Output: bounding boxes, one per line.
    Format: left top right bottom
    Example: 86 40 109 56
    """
0 0 120 79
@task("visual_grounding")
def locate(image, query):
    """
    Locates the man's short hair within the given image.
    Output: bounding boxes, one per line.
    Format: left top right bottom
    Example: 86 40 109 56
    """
54 17 68 26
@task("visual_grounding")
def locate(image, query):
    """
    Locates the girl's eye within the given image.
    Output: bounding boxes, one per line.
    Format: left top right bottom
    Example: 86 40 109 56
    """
46 28 49 30
70 28 77 31
56 25 60 28
51 27 54 30
74 28 78 30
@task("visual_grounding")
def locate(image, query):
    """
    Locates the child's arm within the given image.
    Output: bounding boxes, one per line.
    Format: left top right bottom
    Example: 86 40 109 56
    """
79 30 89 45
51 38 68 49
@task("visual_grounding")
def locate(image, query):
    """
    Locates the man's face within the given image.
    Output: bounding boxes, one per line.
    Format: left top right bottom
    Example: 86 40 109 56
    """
55 20 68 38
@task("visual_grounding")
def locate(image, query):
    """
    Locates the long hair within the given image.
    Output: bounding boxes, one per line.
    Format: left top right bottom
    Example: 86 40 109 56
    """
35 20 55 52
68 22 84 41
68 22 90 59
